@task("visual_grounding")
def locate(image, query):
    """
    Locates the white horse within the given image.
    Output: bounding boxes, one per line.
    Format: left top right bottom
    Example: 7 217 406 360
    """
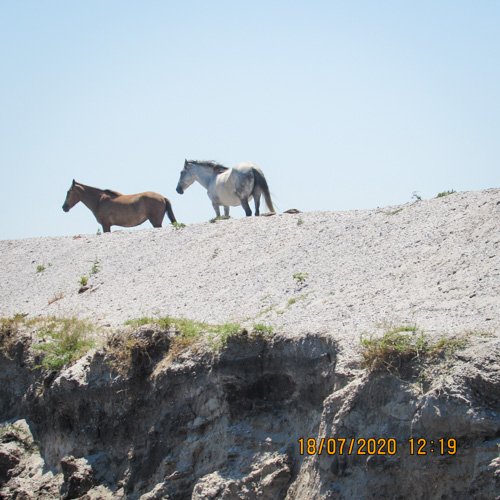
176 160 275 217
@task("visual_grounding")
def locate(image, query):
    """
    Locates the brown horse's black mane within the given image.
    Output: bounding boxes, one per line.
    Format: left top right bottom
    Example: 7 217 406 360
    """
75 181 122 197
103 189 122 197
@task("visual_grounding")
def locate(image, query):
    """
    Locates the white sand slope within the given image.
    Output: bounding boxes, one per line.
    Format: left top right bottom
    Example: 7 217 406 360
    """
1 189 499 350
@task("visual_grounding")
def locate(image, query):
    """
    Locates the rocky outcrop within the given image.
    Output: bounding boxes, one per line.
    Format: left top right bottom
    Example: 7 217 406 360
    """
0 325 499 499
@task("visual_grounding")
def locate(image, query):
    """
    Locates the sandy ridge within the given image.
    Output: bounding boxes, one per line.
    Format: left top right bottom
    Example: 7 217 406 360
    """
0 189 499 352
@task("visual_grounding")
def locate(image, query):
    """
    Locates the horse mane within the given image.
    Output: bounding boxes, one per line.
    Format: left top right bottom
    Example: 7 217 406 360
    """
74 181 122 197
103 189 122 197
189 160 229 172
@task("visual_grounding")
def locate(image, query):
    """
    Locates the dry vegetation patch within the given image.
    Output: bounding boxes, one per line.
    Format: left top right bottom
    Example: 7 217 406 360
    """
359 326 482 374
124 316 244 353
109 317 275 373
0 314 96 371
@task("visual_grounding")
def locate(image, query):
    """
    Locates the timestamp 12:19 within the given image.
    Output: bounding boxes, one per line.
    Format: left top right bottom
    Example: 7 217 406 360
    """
408 437 457 455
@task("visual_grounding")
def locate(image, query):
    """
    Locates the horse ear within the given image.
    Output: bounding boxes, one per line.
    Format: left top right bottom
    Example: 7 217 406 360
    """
214 166 225 174
72 179 75 186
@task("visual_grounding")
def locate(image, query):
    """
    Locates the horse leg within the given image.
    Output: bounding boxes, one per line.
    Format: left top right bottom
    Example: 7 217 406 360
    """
240 198 252 217
212 202 221 218
149 213 164 228
254 191 261 216
224 206 230 218
102 223 111 233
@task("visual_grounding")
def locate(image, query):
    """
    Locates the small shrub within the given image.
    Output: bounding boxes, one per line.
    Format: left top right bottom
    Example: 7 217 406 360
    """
297 218 304 226
411 191 422 202
36 264 46 273
90 258 100 275
293 272 308 285
172 222 186 230
287 297 297 306
436 190 456 198
79 276 88 287
96 227 102 235
33 317 95 371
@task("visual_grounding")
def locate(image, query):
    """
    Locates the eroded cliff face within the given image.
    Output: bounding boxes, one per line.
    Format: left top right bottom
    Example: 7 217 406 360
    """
1 325 499 499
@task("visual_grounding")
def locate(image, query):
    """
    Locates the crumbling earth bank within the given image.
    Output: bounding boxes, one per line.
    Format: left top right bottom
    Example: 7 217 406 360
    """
1 327 499 499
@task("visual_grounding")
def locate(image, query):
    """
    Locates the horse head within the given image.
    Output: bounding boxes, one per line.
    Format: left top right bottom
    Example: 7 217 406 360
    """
176 160 196 194
62 179 81 212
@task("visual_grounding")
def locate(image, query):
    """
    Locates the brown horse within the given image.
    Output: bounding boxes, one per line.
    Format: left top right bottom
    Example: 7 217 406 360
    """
62 180 177 232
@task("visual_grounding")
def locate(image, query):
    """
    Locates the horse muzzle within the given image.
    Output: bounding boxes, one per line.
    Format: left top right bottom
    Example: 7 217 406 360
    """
62 204 69 212
176 186 184 194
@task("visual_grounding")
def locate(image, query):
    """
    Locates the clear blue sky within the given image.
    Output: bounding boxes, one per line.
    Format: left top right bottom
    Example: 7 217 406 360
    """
1 1 499 239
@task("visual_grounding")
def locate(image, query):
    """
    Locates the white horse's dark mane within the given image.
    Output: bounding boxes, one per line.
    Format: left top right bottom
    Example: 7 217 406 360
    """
189 160 228 171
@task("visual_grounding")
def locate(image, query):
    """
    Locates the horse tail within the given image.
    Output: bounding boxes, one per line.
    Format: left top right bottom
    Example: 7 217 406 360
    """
253 168 275 213
165 197 177 223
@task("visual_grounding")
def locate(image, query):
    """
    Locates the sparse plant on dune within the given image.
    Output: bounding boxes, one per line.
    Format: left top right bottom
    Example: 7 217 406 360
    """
293 272 308 285
48 292 64 305
436 190 456 198
90 258 101 275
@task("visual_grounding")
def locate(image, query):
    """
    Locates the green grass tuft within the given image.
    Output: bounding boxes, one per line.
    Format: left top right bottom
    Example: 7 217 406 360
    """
209 322 242 349
293 272 308 285
360 326 471 373
252 323 274 335
124 316 242 352
90 258 101 275
33 317 95 371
